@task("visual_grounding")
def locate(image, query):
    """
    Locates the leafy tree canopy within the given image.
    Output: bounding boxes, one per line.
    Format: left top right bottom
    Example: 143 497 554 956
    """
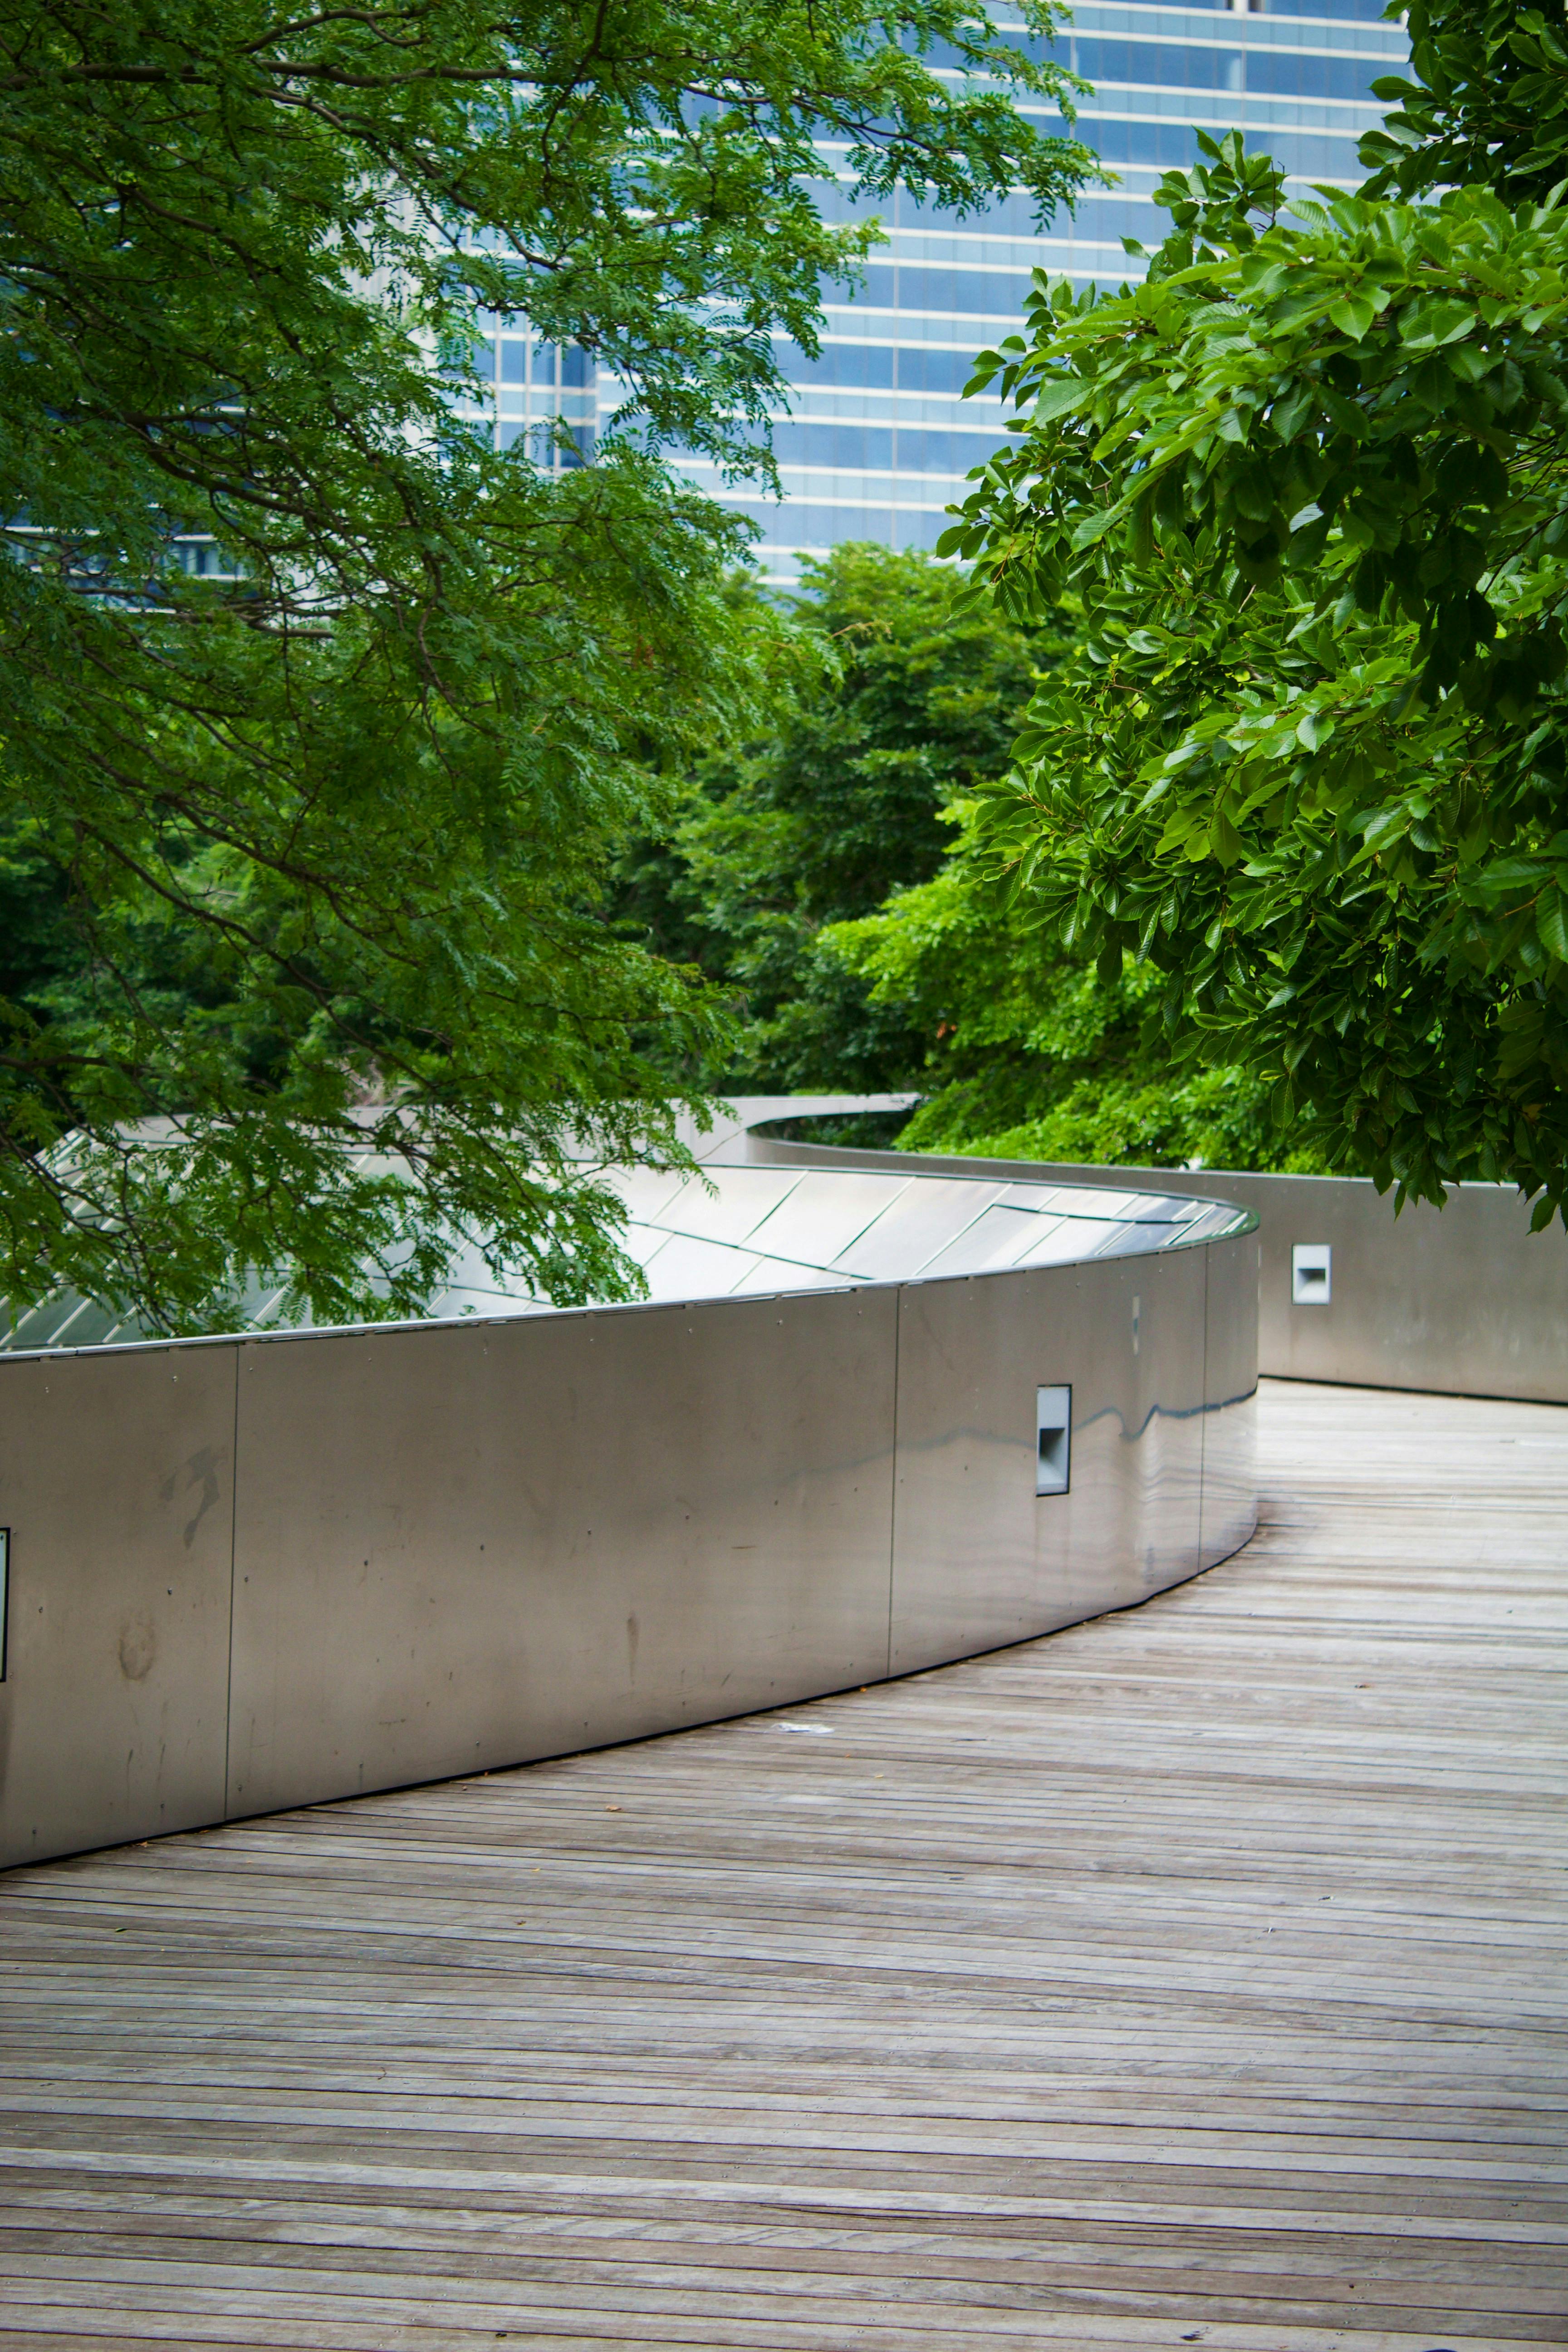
615 544 1308 1175
0 0 1095 1333
613 544 1045 1097
1360 2 1568 208
825 802 1311 1172
941 5 1568 1225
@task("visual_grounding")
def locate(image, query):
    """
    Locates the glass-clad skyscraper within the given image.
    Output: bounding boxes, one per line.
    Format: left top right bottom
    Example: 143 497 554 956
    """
467 1 1407 576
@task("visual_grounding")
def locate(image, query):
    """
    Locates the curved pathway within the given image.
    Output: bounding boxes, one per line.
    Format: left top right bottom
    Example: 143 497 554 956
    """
1 1380 1565 2349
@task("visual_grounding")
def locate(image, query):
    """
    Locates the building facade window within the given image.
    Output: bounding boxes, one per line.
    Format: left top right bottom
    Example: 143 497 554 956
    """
457 1 1405 576
688 0 1406 580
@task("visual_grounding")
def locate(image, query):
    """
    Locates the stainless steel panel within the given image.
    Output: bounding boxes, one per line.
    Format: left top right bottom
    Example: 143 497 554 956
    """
888 1246 1209 1677
226 1289 898 1818
1063 1247 1209 1611
0 1344 235 1868
749 1117 1568 1405
1199 1235 1261 1569
1246 1176 1568 1400
1 1137 1260 1870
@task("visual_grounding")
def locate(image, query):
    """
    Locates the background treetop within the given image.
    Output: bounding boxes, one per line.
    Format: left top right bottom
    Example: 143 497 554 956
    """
610 544 1299 1180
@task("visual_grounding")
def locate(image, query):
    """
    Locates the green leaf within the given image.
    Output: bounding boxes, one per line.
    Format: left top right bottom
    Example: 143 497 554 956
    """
1328 293 1377 341
1032 377 1092 426
1477 857 1551 897
898 34 1568 1221
1538 888 1568 961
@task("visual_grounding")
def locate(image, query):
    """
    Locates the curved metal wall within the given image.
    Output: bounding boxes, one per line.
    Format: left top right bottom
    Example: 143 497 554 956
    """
0 1163 1258 1869
736 1101 1568 1405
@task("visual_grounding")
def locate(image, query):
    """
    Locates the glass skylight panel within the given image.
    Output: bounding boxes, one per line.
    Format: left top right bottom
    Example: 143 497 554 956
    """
746 1171 915 1266
595 1163 695 1224
1017 1216 1129 1265
635 1233 764 1303
837 1177 1011 1280
648 1168 807 1248
915 1204 1068 1278
726 1257 848 1296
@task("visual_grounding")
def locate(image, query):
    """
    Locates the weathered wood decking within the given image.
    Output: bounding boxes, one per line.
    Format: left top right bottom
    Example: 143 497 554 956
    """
2 1378 1565 2350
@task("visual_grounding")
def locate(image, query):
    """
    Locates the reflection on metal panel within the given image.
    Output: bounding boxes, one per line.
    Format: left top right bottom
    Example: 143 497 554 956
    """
1074 1250 1207 1606
1199 1236 1261 1569
1200 1390 1258 1573
886 1246 1215 1681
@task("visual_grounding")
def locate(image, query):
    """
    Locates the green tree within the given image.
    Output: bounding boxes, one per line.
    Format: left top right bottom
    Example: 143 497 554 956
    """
623 543 1299 1172
823 805 1303 1170
1359 1 1568 207
941 9 1568 1223
0 0 1095 1332
613 543 1047 1095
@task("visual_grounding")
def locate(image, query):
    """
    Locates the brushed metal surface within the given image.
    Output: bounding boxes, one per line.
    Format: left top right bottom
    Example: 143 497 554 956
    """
1243 1176 1568 1399
1 1139 1259 1869
225 1288 898 1820
1199 1234 1261 1570
745 1122 1568 1404
887 1246 1209 1677
0 1344 235 1865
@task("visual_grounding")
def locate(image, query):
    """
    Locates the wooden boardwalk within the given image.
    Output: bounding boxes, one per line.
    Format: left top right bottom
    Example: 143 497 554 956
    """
2 1378 1565 2351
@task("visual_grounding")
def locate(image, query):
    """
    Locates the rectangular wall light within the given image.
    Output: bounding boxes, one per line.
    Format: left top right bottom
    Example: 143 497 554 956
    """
1036 1385 1072 1495
1292 1244 1332 1305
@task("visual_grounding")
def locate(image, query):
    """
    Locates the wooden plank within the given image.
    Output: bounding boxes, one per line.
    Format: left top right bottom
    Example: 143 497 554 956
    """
1 1378 1565 2347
